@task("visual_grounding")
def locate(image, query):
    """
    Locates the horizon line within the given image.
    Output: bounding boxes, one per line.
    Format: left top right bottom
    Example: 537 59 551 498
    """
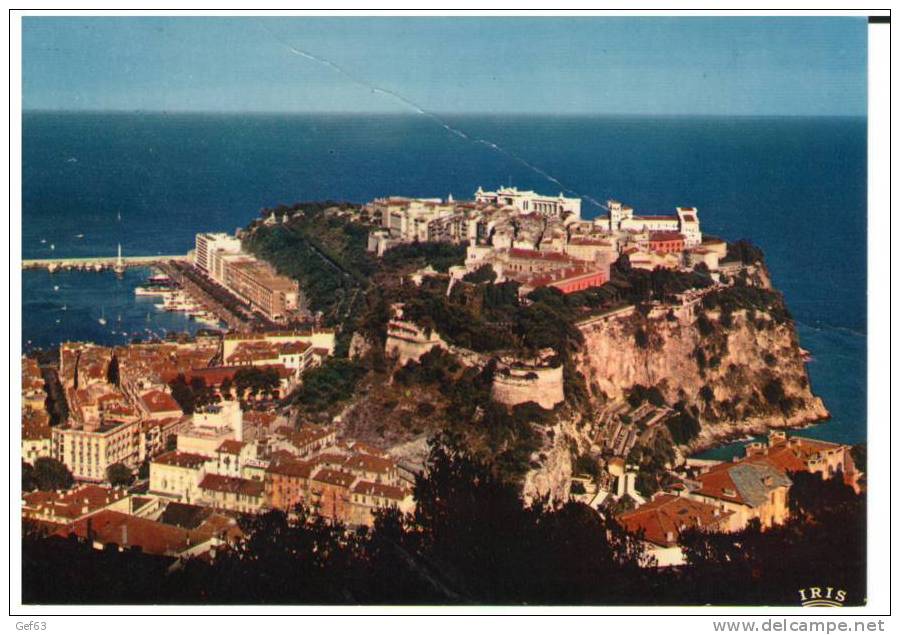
21 108 867 119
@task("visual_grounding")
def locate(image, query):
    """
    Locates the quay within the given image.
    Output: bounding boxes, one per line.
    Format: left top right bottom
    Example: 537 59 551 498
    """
157 261 263 333
22 254 190 272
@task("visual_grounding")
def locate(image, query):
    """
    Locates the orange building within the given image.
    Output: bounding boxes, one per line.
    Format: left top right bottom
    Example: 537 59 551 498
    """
519 266 609 295
265 458 314 511
647 231 685 254
309 469 356 523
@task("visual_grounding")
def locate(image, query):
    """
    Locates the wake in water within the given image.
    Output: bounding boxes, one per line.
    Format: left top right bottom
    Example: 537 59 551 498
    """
258 22 608 211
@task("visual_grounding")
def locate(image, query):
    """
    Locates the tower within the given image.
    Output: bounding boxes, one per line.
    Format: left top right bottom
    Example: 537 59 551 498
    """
113 243 126 277
608 200 624 230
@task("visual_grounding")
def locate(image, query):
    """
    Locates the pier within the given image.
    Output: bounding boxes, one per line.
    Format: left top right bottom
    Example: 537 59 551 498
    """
22 254 190 272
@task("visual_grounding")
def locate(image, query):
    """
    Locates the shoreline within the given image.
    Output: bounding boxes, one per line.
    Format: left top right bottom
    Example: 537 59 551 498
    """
684 399 832 458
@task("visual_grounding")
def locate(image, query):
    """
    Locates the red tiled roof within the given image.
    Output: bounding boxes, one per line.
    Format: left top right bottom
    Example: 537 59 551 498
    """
508 248 572 263
344 453 396 474
617 494 732 547
634 215 677 221
351 480 407 501
243 410 277 426
311 468 356 489
217 439 246 455
310 453 348 467
348 441 388 458
23 485 128 521
284 426 335 450
22 409 51 440
199 474 264 497
280 341 311 355
59 510 191 556
267 457 314 479
161 366 241 386
153 451 208 469
648 231 684 242
140 390 182 414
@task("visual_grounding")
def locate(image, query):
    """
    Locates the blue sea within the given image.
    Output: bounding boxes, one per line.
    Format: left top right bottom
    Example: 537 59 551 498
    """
21 112 867 451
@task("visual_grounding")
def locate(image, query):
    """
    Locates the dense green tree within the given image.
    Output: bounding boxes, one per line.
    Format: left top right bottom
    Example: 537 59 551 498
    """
32 457 74 491
22 461 36 492
106 354 120 386
106 462 134 487
290 358 366 413
168 374 196 414
664 409 701 445
462 264 497 284
726 239 765 265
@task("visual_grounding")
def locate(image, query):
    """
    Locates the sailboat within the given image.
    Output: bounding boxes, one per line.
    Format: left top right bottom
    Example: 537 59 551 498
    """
98 308 107 326
117 211 122 222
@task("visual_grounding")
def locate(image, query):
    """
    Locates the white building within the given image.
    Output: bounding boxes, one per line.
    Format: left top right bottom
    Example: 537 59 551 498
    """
475 186 582 221
599 200 702 247
194 232 243 274
177 400 243 458
373 196 463 244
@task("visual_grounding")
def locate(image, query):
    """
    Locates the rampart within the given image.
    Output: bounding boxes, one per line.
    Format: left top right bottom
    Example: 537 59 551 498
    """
491 364 564 410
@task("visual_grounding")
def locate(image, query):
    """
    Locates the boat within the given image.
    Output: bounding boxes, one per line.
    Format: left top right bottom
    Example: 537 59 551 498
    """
98 308 107 326
134 285 174 296
53 285 59 291
195 313 222 327
50 244 55 250
40 239 46 244
61 304 67 311
148 273 172 285
75 234 84 239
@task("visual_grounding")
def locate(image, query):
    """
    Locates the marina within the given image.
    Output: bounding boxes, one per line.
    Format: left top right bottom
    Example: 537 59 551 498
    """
21 266 220 352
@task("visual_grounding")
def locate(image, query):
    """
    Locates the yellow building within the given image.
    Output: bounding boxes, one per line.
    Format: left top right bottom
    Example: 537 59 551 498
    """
348 481 414 527
198 474 265 514
149 451 209 504
51 419 141 482
689 460 792 531
22 409 52 465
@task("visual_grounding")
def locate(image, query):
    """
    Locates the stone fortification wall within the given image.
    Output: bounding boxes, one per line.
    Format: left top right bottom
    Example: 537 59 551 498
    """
384 320 448 366
491 365 564 410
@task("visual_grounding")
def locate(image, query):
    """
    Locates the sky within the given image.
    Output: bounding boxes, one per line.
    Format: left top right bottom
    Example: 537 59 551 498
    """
22 17 867 116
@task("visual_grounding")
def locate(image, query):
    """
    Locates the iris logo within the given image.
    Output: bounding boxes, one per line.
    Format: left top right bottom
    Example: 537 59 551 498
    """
798 586 847 607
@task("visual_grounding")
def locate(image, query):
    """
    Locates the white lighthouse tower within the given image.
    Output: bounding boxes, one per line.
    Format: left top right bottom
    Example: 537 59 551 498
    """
113 243 126 277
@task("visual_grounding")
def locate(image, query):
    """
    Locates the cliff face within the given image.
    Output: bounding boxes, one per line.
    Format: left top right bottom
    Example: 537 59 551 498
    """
521 413 582 504
575 291 828 451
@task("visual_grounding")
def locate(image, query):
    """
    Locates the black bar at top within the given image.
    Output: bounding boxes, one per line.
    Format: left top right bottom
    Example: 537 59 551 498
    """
868 16 890 24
